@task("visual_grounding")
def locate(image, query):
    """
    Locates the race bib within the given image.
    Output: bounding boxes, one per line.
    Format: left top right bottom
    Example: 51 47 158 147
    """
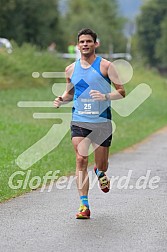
77 98 100 115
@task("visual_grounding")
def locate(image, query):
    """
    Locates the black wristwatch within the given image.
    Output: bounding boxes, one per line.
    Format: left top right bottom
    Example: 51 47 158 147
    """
105 93 110 100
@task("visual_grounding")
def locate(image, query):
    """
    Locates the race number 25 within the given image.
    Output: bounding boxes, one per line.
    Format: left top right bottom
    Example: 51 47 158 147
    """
84 103 91 110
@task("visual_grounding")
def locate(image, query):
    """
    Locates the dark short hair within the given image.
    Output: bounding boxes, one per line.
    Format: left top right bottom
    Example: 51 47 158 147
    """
77 28 97 43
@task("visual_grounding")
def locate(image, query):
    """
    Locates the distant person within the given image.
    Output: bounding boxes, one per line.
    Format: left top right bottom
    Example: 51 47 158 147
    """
54 28 125 219
48 42 56 52
68 42 75 54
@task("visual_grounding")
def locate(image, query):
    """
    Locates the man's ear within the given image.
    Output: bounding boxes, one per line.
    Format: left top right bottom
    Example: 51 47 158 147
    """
95 41 100 49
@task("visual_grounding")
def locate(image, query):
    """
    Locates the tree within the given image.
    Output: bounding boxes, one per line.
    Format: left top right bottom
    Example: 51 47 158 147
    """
155 16 167 68
136 0 167 67
0 0 60 48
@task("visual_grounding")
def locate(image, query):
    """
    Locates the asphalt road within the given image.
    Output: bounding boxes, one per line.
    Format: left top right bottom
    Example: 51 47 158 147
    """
0 127 167 252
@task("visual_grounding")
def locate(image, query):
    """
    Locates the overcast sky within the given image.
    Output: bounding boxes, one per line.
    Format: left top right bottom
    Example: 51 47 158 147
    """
118 0 142 19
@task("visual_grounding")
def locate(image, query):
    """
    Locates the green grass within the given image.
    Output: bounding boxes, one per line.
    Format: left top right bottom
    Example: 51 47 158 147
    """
0 45 167 202
0 42 72 89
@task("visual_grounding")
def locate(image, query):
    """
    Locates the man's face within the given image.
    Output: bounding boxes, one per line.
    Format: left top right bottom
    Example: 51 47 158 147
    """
78 34 97 56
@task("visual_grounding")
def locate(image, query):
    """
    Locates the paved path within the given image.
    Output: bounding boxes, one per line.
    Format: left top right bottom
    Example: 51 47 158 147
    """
0 127 167 252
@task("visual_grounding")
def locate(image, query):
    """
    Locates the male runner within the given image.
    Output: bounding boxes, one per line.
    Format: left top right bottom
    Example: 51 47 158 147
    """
54 28 125 219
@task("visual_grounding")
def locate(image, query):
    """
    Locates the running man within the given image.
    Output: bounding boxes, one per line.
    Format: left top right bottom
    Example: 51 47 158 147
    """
54 28 125 219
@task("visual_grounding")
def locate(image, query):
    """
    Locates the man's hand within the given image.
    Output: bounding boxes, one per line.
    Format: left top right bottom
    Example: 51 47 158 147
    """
89 90 106 101
54 96 63 108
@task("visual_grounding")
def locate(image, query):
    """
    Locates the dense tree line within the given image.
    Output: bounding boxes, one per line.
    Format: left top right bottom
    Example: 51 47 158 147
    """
0 0 61 48
1 0 167 68
0 0 126 53
137 0 167 69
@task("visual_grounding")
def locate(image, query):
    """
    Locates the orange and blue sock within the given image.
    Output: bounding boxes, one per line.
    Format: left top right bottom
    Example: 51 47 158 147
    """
80 195 89 208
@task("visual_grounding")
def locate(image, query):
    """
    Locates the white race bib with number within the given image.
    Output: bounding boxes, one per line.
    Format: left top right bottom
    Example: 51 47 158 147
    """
77 98 100 115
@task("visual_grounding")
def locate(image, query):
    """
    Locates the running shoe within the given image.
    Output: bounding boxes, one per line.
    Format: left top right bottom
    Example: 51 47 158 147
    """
94 167 110 193
76 205 90 219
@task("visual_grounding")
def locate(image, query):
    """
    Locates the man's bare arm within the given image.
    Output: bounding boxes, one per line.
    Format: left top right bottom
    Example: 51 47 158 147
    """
54 64 74 108
108 62 125 99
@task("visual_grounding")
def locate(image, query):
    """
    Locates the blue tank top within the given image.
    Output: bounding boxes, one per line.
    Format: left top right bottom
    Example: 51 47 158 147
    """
71 56 111 123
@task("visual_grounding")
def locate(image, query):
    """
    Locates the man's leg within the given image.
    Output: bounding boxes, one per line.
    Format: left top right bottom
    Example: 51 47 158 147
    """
94 145 109 172
72 137 90 196
72 137 91 218
93 145 110 193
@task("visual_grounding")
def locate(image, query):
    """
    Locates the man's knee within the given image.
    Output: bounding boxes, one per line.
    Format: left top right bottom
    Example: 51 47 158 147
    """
76 155 88 170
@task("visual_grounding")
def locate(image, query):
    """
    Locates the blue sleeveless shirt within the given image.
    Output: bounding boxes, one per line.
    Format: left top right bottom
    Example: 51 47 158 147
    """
70 56 111 123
